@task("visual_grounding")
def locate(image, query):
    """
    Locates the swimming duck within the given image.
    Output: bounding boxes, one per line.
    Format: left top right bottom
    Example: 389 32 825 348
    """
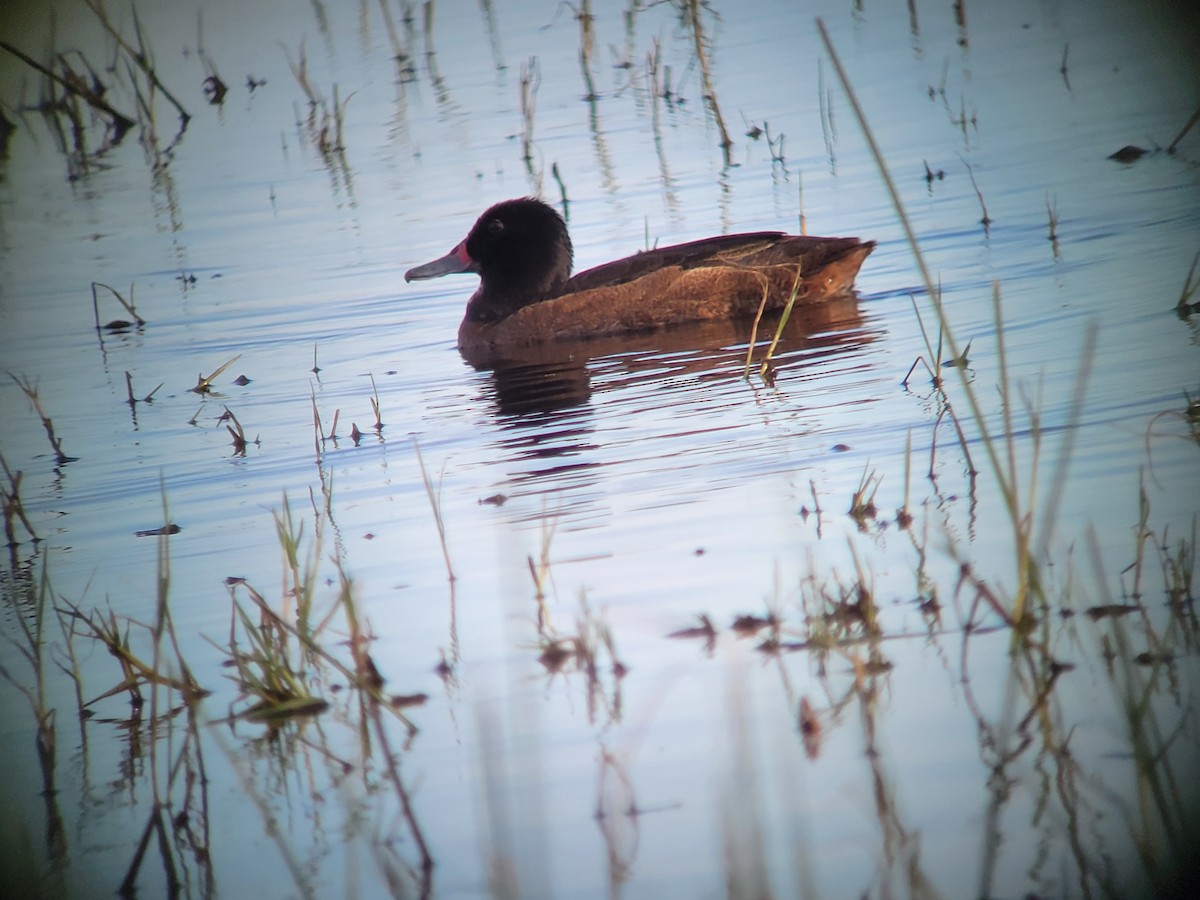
405 197 873 354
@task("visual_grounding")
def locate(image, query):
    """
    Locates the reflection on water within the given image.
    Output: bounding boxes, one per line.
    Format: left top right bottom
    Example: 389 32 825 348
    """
470 298 880 528
1 0 1199 897
477 297 869 416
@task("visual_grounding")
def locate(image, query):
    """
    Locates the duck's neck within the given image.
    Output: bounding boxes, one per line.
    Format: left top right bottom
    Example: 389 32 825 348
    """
466 264 571 323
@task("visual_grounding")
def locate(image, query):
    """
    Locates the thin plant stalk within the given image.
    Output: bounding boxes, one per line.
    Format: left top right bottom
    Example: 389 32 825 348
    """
817 19 1073 623
686 0 733 166
413 438 455 582
759 266 804 379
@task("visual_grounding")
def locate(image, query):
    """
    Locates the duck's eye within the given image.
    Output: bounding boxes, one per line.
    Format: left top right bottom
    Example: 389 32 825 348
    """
487 218 505 236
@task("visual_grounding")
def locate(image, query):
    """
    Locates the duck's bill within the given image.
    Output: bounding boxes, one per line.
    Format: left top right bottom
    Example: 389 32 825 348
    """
404 241 478 282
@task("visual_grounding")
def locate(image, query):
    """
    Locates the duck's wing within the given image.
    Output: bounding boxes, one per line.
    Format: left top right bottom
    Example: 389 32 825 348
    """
561 232 788 295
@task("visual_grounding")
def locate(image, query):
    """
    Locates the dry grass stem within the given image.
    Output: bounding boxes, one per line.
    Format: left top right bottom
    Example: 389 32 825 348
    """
8 373 75 465
1176 249 1200 316
81 0 190 122
519 55 541 176
576 0 598 101
91 281 145 330
962 156 992 231
191 354 242 394
686 0 732 166
0 37 135 134
1 453 40 544
1166 104 1200 154
413 439 455 582
368 373 383 431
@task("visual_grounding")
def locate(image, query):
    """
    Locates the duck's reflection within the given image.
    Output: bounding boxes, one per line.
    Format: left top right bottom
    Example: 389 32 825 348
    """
470 296 870 413
466 297 877 488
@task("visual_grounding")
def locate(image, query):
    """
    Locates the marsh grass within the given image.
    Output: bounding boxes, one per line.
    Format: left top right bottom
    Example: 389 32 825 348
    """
0 554 67 856
1176 249 1200 317
283 40 353 169
368 372 384 431
574 0 599 102
817 19 1102 628
685 0 733 167
124 371 163 413
0 453 39 548
413 438 456 582
208 487 430 889
1083 502 1199 897
2 0 197 183
219 581 330 722
552 160 570 211
91 281 146 332
644 36 668 120
8 374 76 466
896 427 914 528
189 353 242 394
847 464 881 528
527 508 557 627
1166 104 1200 155
1046 191 1061 257
82 0 190 123
743 264 804 380
0 457 439 890
519 56 540 168
961 155 992 231
0 36 135 169
758 266 803 378
310 387 341 452
520 509 626 721
218 405 252 455
812 20 1200 894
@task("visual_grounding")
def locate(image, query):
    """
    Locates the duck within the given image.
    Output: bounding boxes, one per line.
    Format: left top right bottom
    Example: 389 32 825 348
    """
404 197 873 355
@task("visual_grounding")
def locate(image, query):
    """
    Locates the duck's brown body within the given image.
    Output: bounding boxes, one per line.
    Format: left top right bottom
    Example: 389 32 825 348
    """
405 198 873 358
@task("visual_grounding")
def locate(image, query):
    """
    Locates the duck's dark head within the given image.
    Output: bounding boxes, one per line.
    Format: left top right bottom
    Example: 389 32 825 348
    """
405 198 573 323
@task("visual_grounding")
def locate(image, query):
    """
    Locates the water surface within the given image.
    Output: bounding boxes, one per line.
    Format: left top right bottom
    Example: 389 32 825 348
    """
1 0 1198 897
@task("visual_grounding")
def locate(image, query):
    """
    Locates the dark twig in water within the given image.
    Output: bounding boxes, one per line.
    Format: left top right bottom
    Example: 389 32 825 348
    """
906 0 920 35
8 374 76 465
219 406 250 456
1167 105 1200 155
1046 192 1060 258
413 438 455 583
552 162 570 216
952 0 969 47
0 453 39 544
818 59 837 169
1177 250 1200 317
0 39 135 136
91 282 146 330
797 169 806 234
368 373 383 431
519 56 540 165
190 354 242 394
960 155 991 232
124 371 163 408
80 0 191 123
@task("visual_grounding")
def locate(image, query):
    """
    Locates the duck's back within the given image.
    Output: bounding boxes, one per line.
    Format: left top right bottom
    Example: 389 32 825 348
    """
560 233 788 294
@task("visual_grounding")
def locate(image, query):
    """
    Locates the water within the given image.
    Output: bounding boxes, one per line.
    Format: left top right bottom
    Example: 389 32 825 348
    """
1 0 1198 897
